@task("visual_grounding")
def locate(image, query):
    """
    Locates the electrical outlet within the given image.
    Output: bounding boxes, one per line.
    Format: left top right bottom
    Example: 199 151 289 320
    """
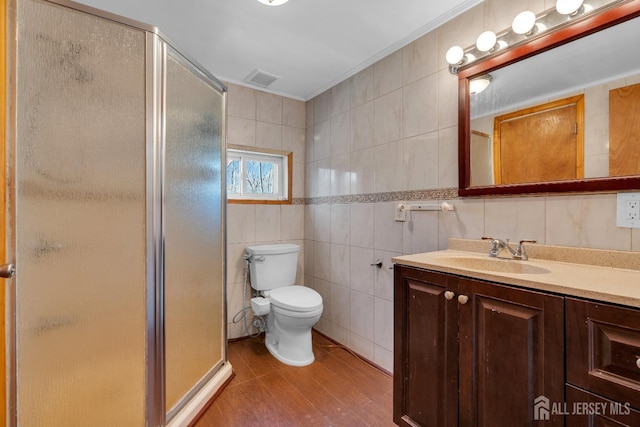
617 193 640 228
395 203 406 222
626 200 640 220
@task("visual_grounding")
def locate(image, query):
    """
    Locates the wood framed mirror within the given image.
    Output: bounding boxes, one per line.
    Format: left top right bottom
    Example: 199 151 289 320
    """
457 0 640 197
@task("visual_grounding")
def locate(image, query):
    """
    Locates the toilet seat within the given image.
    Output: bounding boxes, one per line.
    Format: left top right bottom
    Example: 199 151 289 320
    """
268 286 322 312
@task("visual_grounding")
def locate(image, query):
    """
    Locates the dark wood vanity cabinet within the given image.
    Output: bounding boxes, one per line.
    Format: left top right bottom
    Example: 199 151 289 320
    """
394 265 564 427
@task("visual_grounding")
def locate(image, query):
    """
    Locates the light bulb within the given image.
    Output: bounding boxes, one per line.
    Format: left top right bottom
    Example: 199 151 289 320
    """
257 0 289 5
556 0 584 15
446 46 464 65
476 31 497 52
512 11 537 35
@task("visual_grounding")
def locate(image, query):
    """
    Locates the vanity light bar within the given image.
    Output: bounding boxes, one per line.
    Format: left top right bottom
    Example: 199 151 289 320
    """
446 0 628 74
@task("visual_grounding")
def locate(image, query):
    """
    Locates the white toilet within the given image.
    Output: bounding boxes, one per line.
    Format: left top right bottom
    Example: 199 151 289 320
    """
245 243 323 366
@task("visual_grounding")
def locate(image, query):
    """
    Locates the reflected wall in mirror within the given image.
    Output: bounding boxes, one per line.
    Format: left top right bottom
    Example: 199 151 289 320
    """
458 0 640 196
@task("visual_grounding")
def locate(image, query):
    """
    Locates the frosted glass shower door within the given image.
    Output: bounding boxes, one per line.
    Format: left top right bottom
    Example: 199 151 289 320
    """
13 0 148 425
164 51 225 415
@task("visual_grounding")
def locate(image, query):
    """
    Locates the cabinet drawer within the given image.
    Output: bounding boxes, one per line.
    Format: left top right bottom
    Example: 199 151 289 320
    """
566 298 640 410
566 385 640 426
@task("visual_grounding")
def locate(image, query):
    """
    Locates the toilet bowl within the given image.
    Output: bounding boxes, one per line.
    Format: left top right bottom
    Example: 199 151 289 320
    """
245 244 323 367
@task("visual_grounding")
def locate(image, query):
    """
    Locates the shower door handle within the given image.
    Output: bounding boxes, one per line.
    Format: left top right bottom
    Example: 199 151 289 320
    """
0 263 15 278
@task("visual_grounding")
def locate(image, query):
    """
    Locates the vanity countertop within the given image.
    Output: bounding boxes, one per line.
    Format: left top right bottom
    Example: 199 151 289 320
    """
392 239 640 308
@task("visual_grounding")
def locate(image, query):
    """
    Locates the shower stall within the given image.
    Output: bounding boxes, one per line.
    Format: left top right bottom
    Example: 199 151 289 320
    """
5 0 229 425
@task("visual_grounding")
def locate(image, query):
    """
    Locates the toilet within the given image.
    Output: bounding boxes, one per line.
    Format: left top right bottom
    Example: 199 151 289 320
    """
245 243 323 366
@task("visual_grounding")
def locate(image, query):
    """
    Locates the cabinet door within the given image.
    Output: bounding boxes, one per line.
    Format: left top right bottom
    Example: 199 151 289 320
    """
394 266 459 427
458 279 564 426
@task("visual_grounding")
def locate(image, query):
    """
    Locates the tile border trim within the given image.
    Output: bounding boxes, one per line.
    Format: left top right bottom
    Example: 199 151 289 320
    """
302 188 458 205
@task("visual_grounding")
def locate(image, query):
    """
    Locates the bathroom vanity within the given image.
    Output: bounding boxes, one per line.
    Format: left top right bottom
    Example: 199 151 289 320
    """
392 240 640 427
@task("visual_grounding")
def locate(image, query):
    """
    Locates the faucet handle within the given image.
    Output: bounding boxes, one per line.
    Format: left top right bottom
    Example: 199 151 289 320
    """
482 236 499 246
519 239 537 245
515 239 537 260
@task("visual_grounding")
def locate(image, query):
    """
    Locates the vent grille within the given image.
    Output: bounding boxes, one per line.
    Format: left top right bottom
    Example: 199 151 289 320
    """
243 69 279 88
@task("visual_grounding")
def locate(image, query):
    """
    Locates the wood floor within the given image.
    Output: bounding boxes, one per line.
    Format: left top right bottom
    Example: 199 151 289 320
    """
194 332 395 426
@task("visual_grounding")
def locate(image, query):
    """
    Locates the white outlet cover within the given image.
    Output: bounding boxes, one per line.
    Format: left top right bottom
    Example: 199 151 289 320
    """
616 192 640 228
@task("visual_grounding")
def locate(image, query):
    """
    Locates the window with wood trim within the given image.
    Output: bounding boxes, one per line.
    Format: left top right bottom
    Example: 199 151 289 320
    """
226 145 292 204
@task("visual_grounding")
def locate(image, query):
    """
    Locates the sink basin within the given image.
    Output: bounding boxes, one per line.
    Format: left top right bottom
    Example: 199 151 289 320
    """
436 256 551 275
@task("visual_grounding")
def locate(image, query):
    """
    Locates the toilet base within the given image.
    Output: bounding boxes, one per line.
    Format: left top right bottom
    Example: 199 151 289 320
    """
264 307 320 367
265 339 315 367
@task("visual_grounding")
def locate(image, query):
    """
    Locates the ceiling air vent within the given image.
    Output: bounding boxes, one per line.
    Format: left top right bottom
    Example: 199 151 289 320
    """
243 68 280 88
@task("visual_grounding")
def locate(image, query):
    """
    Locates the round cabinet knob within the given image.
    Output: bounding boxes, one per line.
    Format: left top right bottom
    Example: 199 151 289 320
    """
458 295 469 305
636 357 640 369
444 291 455 300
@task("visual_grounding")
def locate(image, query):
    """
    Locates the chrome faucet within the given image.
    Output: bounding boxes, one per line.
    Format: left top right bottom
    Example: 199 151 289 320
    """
481 237 537 260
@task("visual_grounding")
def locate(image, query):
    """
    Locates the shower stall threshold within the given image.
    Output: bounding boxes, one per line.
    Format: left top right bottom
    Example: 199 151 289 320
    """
167 362 234 427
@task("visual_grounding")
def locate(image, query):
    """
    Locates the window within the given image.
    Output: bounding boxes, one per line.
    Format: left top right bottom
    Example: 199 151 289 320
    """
226 145 292 203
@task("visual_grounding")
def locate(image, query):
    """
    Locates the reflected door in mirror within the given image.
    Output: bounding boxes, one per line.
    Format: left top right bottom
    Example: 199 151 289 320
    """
493 95 584 185
610 82 640 177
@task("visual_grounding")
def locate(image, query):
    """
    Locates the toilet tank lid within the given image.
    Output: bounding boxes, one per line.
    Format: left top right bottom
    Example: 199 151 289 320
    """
246 243 300 255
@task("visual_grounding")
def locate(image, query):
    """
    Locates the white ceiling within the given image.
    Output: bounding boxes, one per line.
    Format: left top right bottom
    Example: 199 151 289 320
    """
75 0 482 100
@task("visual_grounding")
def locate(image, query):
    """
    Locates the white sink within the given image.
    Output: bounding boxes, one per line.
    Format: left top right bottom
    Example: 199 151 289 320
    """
436 256 551 275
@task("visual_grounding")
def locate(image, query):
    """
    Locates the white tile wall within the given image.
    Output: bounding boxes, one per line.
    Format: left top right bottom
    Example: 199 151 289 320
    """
350 148 375 195
225 83 306 340
402 75 439 138
303 0 637 373
225 0 640 375
402 132 439 190
402 30 438 85
374 142 404 192
373 50 403 98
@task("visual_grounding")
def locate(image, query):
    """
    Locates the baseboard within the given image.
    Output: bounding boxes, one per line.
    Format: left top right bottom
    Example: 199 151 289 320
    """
311 328 392 377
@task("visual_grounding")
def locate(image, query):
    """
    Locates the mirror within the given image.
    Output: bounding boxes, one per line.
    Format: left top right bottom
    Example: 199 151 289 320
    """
458 1 640 196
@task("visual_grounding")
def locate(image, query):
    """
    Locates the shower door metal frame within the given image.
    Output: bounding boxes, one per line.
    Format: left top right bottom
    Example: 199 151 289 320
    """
5 0 17 424
146 31 166 427
161 43 228 423
5 1 228 425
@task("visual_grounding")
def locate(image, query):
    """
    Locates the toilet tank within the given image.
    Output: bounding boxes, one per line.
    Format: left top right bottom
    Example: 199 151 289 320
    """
245 244 300 291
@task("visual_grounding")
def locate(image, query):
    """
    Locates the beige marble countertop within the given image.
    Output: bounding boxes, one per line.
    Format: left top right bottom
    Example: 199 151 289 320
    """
392 239 640 308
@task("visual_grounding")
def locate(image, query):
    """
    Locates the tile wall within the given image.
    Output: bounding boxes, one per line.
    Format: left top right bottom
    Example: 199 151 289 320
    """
303 0 640 373
225 83 307 339
225 0 640 373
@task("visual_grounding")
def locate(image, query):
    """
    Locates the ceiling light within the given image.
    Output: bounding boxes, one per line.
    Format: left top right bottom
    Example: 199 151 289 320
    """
446 46 465 65
476 31 497 52
556 0 584 15
512 11 537 35
257 0 289 5
469 75 492 95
